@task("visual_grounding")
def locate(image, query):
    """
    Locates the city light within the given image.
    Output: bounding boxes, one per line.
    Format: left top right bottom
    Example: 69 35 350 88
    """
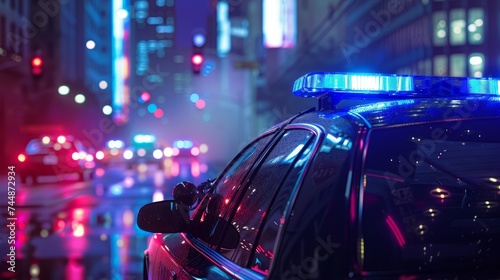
147 103 157 113
154 108 164 118
86 40 96 49
140 91 151 102
102 105 113 115
31 56 43 75
58 85 70 95
99 80 108 89
75 94 86 104
193 33 206 47
191 54 203 65
190 93 200 103
195 99 206 109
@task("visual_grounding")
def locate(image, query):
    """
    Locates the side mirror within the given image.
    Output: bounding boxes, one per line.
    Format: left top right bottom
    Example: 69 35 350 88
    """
137 200 190 233
173 181 199 207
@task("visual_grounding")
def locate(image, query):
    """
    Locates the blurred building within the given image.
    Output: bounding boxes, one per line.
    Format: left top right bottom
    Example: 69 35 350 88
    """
126 0 257 164
333 0 500 78
0 0 29 168
228 0 500 134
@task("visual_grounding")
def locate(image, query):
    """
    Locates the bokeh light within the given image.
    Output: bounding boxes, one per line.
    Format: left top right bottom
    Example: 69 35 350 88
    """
86 40 96 49
75 94 86 104
141 91 151 102
195 99 206 109
58 85 70 95
190 93 200 103
147 103 157 113
154 108 164 118
99 80 108 89
102 105 112 115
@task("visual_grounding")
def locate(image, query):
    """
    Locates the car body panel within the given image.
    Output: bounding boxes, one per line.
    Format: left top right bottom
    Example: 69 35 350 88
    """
141 95 500 279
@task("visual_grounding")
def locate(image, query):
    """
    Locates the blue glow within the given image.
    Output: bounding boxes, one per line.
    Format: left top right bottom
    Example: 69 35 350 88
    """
190 93 200 103
293 72 500 98
147 104 157 113
134 134 155 143
174 140 193 149
110 184 123 195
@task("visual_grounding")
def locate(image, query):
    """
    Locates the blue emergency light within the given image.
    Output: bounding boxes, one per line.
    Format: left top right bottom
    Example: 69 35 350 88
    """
292 72 500 98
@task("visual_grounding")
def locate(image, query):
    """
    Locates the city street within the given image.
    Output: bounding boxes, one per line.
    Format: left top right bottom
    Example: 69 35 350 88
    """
0 161 216 279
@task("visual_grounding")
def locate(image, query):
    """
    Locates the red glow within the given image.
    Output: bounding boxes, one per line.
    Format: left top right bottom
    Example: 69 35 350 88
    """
154 108 164 118
95 168 105 177
195 99 206 109
141 91 151 102
170 161 179 177
18 154 26 162
32 57 43 67
191 161 200 177
191 54 203 65
385 215 406 247
365 172 404 182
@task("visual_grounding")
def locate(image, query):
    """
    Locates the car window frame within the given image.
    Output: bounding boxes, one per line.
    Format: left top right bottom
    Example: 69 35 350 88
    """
218 128 316 265
216 124 323 273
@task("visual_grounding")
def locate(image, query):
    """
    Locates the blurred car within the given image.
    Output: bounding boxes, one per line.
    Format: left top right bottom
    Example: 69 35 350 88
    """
137 72 500 279
95 139 127 165
124 134 165 169
17 135 95 184
163 140 208 159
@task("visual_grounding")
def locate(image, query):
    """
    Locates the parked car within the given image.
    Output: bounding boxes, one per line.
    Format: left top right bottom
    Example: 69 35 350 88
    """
95 139 127 165
18 135 95 184
124 134 165 169
137 72 500 279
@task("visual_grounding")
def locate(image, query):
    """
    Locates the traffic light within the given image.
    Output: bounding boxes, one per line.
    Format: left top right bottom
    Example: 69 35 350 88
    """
191 53 204 74
191 33 206 74
31 56 43 76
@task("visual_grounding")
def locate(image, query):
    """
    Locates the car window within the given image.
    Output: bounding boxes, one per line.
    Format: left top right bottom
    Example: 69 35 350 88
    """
249 130 316 274
221 129 315 270
209 133 275 210
362 118 500 273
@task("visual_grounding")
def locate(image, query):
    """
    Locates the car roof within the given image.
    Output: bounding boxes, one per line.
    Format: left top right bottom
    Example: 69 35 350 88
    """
288 97 500 130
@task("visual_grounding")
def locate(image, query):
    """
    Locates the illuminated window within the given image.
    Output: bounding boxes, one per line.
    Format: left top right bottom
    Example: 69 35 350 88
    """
469 53 484 77
468 8 484 45
450 53 466 77
450 9 466 45
433 55 447 76
263 0 296 48
433 11 447 46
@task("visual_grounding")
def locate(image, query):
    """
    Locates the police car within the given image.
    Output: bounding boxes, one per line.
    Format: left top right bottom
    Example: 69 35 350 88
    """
137 72 500 279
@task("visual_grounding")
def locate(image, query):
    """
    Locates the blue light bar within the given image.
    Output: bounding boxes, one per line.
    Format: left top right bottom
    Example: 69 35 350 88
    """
293 72 500 98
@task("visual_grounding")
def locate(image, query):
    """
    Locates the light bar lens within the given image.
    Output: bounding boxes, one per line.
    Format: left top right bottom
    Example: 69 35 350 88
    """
293 72 500 98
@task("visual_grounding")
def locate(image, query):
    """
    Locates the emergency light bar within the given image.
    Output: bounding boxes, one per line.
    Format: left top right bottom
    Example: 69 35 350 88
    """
293 72 500 98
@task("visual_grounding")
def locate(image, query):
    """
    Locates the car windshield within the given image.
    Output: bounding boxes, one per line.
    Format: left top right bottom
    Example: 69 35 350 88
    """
362 117 500 274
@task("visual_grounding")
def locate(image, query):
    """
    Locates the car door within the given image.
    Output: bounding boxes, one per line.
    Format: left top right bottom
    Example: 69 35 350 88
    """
179 127 318 279
151 130 277 279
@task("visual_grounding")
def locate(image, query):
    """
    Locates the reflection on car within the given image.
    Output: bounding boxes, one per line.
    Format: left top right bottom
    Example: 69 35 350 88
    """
17 135 95 184
137 72 500 279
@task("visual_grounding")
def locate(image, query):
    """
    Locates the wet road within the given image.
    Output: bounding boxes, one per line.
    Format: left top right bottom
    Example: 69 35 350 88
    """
0 160 219 280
